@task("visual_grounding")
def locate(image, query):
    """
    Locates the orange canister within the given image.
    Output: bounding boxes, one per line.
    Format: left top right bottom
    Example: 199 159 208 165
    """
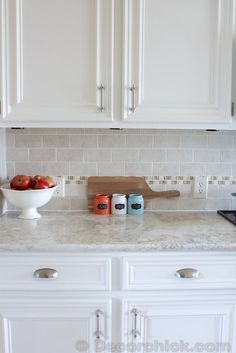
94 194 111 215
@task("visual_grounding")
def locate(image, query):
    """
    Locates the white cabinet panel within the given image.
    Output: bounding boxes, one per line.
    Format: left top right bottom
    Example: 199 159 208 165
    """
1 0 114 122
123 0 233 123
124 300 234 353
0 255 111 291
0 299 111 353
123 255 236 290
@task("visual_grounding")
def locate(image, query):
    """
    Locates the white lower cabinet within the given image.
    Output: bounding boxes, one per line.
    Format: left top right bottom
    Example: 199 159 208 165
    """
0 253 235 353
0 299 111 353
123 300 234 353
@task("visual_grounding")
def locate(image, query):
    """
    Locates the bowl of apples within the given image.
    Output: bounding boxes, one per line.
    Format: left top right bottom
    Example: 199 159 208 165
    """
0 175 58 219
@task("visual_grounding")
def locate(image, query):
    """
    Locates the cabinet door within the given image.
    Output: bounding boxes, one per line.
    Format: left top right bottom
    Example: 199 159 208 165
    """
0 299 111 353
123 0 233 123
1 0 113 122
123 300 234 353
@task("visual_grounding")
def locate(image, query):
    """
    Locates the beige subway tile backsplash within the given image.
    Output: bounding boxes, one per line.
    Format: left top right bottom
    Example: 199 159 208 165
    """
57 128 85 134
112 149 139 162
140 149 166 162
220 151 236 163
206 163 232 176
43 135 69 148
181 136 207 149
40 197 71 211
70 198 88 211
153 163 180 175
70 135 97 148
167 150 193 162
84 149 111 162
208 135 234 149
42 162 69 176
180 163 206 176
30 128 57 135
232 164 236 175
125 163 152 176
6 149 28 162
98 135 126 148
6 162 15 176
29 149 56 162
6 128 236 211
70 162 97 176
15 162 42 175
126 135 152 148
194 150 220 163
154 135 180 148
98 162 125 176
6 133 14 149
57 149 83 162
15 135 42 148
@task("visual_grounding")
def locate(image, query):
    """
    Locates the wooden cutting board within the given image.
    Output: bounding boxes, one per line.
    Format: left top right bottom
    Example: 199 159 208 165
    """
88 176 180 210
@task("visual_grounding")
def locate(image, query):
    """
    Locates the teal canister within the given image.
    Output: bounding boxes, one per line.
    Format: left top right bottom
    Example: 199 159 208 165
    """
128 194 144 215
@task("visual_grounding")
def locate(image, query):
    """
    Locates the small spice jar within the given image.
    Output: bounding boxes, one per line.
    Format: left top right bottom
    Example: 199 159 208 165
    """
111 194 127 215
94 194 110 215
128 194 144 215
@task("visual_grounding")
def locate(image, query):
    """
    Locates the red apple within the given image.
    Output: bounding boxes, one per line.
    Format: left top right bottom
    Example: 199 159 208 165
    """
32 178 50 189
33 175 42 180
42 176 55 188
10 175 31 190
31 175 55 189
30 175 43 188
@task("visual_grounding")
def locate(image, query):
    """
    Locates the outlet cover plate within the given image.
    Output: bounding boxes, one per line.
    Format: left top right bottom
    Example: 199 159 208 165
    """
53 176 65 198
193 176 208 199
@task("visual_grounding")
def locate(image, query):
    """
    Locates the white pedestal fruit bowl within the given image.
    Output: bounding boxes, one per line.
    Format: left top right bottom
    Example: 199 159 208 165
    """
0 184 58 219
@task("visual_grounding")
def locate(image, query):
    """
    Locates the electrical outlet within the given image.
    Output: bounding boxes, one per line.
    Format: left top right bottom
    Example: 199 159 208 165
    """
193 176 208 199
53 176 65 198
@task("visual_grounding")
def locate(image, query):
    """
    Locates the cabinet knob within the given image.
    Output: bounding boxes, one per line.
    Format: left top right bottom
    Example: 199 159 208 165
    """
33 268 58 279
175 268 200 279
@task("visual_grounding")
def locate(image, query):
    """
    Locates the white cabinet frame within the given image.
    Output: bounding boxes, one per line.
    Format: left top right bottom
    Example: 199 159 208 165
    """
122 0 234 123
0 0 114 122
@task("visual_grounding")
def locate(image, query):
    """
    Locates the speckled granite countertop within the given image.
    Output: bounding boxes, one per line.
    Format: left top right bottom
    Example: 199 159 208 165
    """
0 211 235 252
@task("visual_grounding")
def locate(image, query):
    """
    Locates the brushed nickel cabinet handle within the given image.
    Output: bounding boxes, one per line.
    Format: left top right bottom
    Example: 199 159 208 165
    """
175 268 200 279
131 308 140 339
95 309 103 340
129 84 136 113
98 84 105 112
33 268 58 279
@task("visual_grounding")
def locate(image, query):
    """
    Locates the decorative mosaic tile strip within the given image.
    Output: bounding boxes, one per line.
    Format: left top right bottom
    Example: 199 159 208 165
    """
6 176 236 185
63 176 236 186
145 176 193 185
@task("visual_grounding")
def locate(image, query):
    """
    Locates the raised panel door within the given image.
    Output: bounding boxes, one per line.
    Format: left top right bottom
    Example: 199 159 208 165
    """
123 300 234 353
0 299 111 353
123 0 233 123
1 0 114 122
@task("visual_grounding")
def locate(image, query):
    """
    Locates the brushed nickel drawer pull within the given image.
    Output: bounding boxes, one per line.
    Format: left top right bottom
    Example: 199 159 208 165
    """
175 268 200 279
34 268 58 279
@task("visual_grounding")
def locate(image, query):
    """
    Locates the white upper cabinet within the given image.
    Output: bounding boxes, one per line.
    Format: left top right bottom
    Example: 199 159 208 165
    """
123 0 234 124
0 0 235 127
1 0 114 122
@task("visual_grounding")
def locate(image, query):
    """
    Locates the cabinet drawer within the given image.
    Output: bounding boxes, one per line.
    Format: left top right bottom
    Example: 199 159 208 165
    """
0 255 111 290
123 255 236 290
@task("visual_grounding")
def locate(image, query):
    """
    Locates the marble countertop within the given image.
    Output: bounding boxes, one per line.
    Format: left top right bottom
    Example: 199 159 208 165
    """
0 211 236 252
